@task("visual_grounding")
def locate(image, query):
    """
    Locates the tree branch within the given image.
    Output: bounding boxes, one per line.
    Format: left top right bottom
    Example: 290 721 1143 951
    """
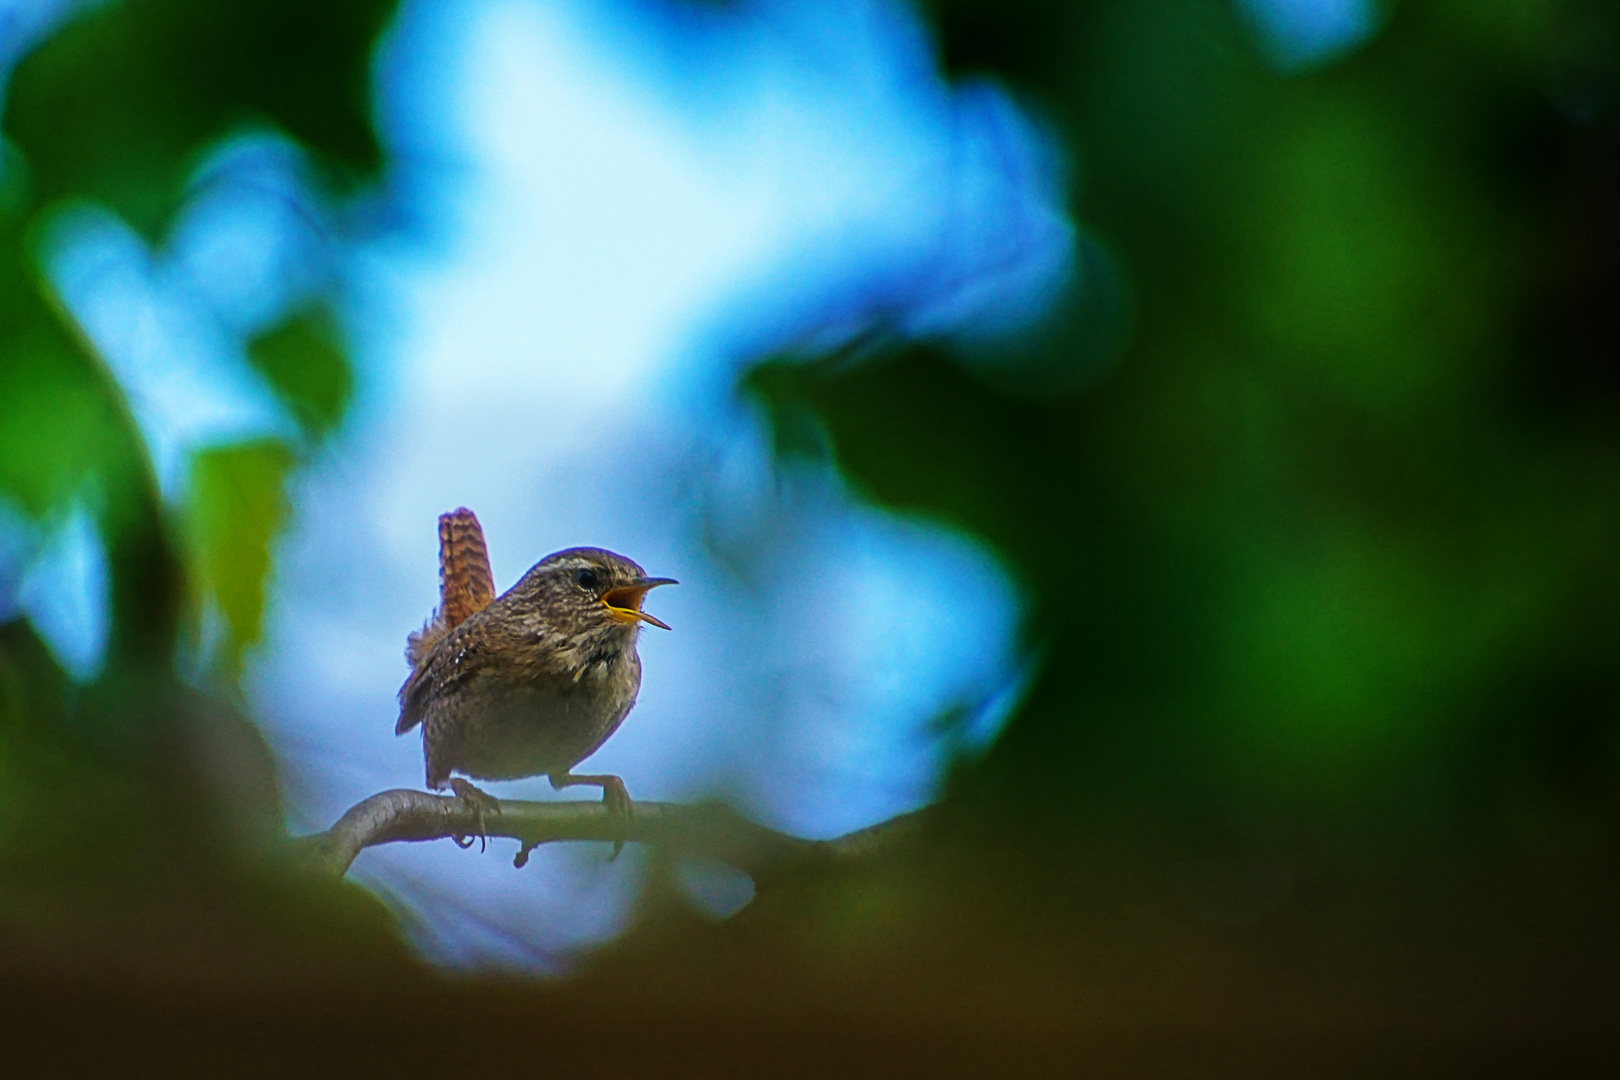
296 789 929 887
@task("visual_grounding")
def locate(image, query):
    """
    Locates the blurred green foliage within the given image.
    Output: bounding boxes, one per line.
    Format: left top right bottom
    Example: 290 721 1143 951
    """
0 319 128 516
0 0 391 679
751 0 1620 860
183 440 294 678
248 310 353 437
1 0 393 994
7 0 393 234
740 6 1620 1038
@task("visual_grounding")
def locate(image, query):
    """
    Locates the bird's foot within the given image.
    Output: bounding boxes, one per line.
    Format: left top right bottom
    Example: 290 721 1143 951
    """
448 778 501 853
549 771 633 860
599 774 632 817
601 776 633 861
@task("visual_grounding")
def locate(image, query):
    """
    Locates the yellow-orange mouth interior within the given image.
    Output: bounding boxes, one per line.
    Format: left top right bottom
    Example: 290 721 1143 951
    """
602 577 677 630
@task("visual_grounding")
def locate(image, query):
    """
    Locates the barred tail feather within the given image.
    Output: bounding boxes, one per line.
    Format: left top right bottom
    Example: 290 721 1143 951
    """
438 507 496 627
399 507 497 736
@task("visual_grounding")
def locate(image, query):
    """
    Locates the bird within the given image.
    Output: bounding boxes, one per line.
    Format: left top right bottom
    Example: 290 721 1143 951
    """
397 508 675 854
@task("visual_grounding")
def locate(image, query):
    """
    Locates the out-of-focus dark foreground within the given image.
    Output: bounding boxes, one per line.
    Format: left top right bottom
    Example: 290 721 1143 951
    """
3 0 1619 1074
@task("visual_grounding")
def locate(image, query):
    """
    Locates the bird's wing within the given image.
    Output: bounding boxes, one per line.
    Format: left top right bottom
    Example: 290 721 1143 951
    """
397 642 431 733
397 615 496 735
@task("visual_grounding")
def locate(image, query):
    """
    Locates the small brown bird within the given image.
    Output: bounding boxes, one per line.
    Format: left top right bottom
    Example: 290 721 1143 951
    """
397 509 674 848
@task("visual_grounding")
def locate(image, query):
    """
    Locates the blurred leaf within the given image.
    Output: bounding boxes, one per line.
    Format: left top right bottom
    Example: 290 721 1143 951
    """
183 439 294 677
744 348 1044 566
247 310 352 437
0 319 121 516
0 141 32 221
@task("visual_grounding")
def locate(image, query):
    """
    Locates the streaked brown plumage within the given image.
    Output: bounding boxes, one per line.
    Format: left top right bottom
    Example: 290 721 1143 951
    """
398 509 674 836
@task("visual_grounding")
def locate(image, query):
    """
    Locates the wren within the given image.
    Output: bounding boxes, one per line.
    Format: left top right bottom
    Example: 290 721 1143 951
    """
397 508 674 849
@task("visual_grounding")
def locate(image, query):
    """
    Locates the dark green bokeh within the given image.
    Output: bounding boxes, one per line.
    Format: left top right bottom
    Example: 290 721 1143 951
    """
0 0 397 674
7 0 395 235
752 0 1620 856
2 0 402 1021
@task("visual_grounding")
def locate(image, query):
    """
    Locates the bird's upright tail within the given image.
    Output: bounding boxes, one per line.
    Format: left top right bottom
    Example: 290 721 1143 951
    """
403 507 497 683
437 506 496 627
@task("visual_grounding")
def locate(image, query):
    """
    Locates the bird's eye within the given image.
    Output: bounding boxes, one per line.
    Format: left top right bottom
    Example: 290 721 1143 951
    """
575 568 599 591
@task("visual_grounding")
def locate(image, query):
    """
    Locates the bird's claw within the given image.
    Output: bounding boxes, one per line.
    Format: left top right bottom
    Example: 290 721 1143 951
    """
546 771 633 860
602 776 633 861
448 778 501 853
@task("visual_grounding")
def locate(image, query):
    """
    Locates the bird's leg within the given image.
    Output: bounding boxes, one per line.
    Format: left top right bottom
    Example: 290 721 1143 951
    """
448 778 501 853
549 772 633 859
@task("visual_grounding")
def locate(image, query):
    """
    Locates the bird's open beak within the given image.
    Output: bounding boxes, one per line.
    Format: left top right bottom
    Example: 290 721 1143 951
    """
602 577 677 630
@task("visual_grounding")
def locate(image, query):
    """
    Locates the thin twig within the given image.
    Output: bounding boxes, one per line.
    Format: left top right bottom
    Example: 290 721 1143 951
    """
295 789 930 888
